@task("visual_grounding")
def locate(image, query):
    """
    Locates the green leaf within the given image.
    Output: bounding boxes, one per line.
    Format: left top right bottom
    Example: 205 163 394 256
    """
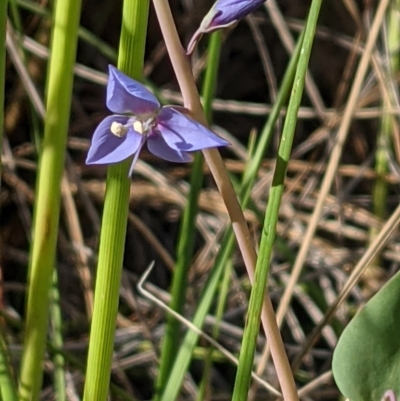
332 271 400 401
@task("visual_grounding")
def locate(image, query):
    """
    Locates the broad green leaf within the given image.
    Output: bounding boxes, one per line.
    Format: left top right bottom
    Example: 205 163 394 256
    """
332 270 400 401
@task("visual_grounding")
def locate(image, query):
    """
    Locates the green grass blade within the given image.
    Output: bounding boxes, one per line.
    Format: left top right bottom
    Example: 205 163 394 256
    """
17 0 82 398
82 1 149 400
371 0 400 238
240 27 305 206
49 271 66 401
160 231 236 401
231 1 323 399
0 327 17 401
197 257 232 401
154 152 204 399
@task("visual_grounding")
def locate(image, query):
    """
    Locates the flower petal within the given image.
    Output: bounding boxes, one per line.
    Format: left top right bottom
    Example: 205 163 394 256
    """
156 107 230 152
147 132 192 163
211 0 265 27
106 65 160 114
86 115 143 165
187 0 265 54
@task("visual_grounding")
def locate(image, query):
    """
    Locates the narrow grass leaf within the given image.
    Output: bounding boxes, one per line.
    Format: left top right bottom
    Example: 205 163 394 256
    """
231 1 323 399
17 0 82 398
82 1 149 401
0 327 17 401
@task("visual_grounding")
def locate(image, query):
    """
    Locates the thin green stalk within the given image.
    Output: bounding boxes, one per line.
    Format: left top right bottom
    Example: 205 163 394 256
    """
155 30 222 400
371 0 400 239
240 27 305 205
82 1 149 401
198 35 238 399
159 25 304 401
0 326 17 401
0 0 8 181
201 31 222 122
18 0 82 398
49 271 66 401
197 257 232 401
160 231 236 401
155 153 204 399
8 0 23 39
231 1 322 399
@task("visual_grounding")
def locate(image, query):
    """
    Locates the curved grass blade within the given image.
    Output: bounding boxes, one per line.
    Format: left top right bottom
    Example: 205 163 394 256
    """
231 1 323 399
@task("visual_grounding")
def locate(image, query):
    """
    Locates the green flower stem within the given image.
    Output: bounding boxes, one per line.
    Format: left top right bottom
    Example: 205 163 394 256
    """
152 1 298 399
0 0 7 180
197 257 231 401
196 32 224 401
18 0 82 398
201 32 222 122
154 30 222 399
0 327 17 401
160 231 236 401
82 1 149 401
231 1 322 399
154 153 204 399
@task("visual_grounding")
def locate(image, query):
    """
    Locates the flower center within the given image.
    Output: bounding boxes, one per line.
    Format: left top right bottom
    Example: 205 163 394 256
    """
110 115 157 138
133 116 156 135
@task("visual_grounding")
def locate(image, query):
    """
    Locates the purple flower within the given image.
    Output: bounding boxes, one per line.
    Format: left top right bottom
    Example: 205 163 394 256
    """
382 391 397 401
187 0 265 54
86 66 229 176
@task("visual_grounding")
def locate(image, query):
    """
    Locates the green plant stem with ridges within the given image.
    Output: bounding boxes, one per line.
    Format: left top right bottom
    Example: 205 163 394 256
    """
160 25 304 401
160 230 236 401
197 257 232 401
231 1 322 399
196 32 229 401
49 271 66 401
155 30 222 400
17 0 82 398
240 27 305 207
154 154 204 400
82 1 149 401
0 326 17 401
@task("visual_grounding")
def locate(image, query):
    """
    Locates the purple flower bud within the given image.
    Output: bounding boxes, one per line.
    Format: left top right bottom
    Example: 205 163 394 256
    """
86 65 229 176
187 0 266 54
